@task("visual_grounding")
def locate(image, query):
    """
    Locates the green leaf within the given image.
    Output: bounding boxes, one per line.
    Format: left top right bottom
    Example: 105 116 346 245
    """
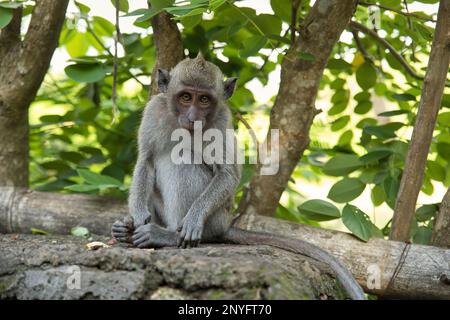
0 7 13 29
359 150 392 163
60 151 84 164
328 101 347 116
65 32 90 58
416 204 438 222
378 110 410 117
354 100 372 114
41 160 71 172
427 161 445 182
31 228 49 235
354 91 370 102
65 63 107 83
252 14 282 36
39 115 63 123
331 116 350 131
437 112 450 126
93 16 115 37
371 185 385 207
240 35 267 57
392 93 416 101
210 0 226 11
363 122 403 139
75 1 91 13
437 142 450 159
355 62 377 90
151 0 175 10
77 168 122 186
110 0 129 12
71 226 90 238
322 154 363 176
338 130 353 146
298 199 341 221
383 176 400 208
298 52 316 61
270 0 291 22
327 59 351 70
342 204 380 242
64 184 100 192
328 178 366 203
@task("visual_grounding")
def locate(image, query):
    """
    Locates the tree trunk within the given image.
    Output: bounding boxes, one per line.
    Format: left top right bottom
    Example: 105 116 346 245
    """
0 0 69 187
432 187 450 247
149 10 184 97
238 0 358 217
390 0 450 242
1 187 448 299
0 234 349 300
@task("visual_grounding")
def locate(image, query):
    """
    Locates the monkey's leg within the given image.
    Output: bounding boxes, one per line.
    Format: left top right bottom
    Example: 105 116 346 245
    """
111 215 134 243
132 223 178 248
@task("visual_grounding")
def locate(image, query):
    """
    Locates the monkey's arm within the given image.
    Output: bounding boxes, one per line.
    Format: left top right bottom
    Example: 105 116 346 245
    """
177 161 240 247
128 152 154 227
128 102 159 228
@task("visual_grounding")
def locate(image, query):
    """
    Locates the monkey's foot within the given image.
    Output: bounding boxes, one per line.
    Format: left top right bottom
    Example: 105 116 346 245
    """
132 223 178 248
111 216 134 243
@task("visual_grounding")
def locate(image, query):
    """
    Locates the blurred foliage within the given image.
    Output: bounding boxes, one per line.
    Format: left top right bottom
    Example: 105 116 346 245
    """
2 0 447 243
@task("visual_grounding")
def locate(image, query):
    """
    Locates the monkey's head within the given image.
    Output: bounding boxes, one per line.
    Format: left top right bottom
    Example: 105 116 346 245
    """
157 52 237 131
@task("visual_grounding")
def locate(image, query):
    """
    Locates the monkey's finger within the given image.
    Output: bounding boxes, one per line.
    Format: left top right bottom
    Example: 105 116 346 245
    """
113 230 129 238
133 235 149 246
131 231 146 242
177 227 187 247
137 241 151 249
116 236 131 243
177 218 185 232
112 225 129 233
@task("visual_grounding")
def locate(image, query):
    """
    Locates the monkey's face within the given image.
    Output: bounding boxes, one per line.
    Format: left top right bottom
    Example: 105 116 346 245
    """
172 86 217 131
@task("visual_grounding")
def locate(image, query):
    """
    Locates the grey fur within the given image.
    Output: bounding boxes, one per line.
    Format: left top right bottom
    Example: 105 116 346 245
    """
111 56 366 300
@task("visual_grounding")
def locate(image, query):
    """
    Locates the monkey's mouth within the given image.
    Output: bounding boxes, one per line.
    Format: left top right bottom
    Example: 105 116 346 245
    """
179 119 197 131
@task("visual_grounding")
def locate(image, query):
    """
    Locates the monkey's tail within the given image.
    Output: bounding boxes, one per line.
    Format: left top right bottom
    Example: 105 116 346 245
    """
223 227 366 300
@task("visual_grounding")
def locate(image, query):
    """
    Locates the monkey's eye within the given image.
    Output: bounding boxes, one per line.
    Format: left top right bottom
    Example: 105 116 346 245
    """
199 95 210 104
180 92 192 103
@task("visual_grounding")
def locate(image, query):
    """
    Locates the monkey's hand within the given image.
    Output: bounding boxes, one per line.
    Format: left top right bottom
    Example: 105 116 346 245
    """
177 212 204 248
111 215 134 243
132 224 155 248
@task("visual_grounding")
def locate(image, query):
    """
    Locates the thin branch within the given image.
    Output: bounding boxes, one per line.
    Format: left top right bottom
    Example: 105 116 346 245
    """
403 0 417 62
112 0 121 123
351 29 373 63
348 21 450 86
84 21 146 88
290 0 301 45
358 1 437 22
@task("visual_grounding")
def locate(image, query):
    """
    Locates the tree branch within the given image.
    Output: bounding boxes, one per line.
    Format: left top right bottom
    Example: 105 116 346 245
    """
390 0 450 242
358 1 437 22
239 0 359 217
431 187 450 248
149 8 184 97
0 187 449 299
290 0 301 45
349 21 424 81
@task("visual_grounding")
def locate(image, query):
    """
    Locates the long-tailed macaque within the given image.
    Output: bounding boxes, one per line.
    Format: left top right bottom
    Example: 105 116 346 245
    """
111 53 365 300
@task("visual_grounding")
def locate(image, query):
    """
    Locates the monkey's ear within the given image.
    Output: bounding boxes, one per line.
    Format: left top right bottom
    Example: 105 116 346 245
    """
223 77 238 99
157 69 170 93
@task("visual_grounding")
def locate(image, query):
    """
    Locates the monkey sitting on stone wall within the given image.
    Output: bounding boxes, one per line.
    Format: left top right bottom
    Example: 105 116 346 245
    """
111 53 366 300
